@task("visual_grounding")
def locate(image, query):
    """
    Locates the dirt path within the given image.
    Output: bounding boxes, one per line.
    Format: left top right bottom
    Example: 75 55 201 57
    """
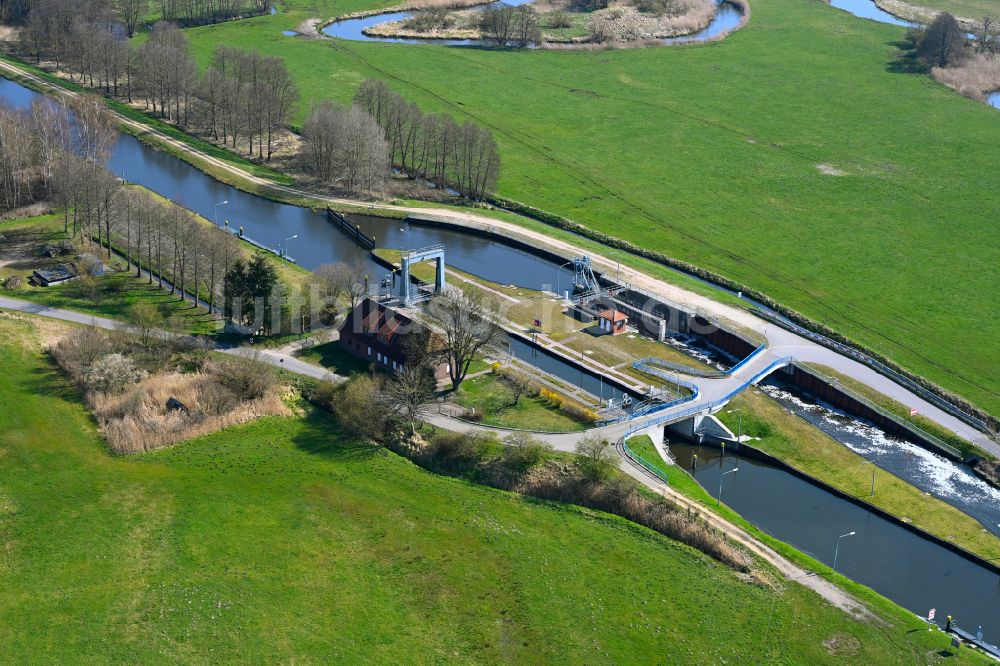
615 455 882 623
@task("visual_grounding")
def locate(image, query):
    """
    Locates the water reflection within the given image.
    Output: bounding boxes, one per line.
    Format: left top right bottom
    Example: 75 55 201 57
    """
672 441 1000 643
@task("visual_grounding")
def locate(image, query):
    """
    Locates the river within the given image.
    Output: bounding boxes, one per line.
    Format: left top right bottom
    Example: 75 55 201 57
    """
4 73 999 641
761 381 1000 539
321 0 744 47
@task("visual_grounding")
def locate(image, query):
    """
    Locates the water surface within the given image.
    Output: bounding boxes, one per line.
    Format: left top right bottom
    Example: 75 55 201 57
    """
672 441 1000 643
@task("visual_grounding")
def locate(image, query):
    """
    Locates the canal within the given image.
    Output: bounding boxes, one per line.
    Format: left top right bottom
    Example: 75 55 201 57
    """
5 74 999 641
672 441 1000 643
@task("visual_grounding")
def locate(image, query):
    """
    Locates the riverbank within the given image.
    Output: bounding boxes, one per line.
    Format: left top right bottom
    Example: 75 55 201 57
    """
716 389 1000 563
0 53 995 456
870 0 979 30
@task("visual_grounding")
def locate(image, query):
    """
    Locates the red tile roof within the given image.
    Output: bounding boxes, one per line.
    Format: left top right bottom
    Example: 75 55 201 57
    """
598 309 628 322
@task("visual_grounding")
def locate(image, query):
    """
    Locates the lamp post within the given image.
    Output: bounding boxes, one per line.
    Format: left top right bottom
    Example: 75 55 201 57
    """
833 531 856 571
726 408 744 443
717 467 739 507
282 234 298 258
214 200 229 227
556 261 572 298
399 223 410 254
861 459 876 496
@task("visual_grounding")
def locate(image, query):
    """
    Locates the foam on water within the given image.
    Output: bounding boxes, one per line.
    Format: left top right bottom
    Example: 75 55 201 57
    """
761 384 1000 535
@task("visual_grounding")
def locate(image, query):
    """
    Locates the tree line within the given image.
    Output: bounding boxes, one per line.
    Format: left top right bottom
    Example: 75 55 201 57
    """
6 0 270 35
350 79 500 200
0 93 259 320
10 6 502 199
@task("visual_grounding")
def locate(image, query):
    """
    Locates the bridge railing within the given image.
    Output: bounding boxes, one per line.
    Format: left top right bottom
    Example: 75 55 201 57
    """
622 356 794 440
726 343 768 376
620 437 671 485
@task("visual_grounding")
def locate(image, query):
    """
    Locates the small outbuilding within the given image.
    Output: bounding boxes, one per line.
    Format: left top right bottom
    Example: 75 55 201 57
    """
596 308 628 336
31 264 78 287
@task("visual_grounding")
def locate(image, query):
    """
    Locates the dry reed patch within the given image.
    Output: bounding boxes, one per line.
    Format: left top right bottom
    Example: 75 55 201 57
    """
933 54 1000 100
0 311 72 351
90 371 290 454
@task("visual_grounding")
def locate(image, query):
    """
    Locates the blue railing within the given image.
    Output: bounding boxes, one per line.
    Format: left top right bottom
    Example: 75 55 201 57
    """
622 356 793 440
621 438 671 485
726 343 768 376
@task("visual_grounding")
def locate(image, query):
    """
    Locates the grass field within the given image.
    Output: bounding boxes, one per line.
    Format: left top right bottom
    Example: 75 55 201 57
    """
177 0 1000 421
2 314 984 663
452 372 590 432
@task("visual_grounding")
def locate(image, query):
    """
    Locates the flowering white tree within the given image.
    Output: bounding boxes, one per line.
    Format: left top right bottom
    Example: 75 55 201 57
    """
85 353 142 394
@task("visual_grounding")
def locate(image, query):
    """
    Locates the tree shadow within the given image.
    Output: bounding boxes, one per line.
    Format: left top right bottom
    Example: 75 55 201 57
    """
22 355 84 407
886 39 929 75
289 408 382 463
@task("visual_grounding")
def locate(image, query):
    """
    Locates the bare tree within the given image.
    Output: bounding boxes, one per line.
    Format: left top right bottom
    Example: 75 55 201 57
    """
301 101 389 192
72 95 118 166
424 287 504 391
382 335 439 434
479 3 516 46
117 0 148 37
917 12 966 67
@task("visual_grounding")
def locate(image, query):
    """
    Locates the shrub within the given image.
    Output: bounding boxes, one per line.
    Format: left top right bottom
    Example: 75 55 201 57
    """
569 0 608 12
330 375 392 440
431 431 500 467
3 275 22 290
587 6 656 42
539 388 564 407
403 6 454 32
50 327 116 377
502 432 552 470
574 433 617 481
548 10 572 28
560 401 599 423
84 353 142 394
212 352 278 401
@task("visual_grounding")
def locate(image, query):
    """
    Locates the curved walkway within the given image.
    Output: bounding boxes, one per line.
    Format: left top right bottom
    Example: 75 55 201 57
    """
0 56 993 457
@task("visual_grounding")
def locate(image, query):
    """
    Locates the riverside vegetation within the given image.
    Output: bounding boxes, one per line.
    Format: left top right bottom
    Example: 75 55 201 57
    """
3 0 1000 428
0 312 984 663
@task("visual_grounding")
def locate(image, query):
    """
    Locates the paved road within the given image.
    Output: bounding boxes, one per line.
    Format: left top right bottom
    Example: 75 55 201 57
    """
1 58 994 455
0 295 341 382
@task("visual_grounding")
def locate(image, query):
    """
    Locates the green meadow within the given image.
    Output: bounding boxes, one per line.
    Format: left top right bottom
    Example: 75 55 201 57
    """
0 313 986 664
178 0 1000 419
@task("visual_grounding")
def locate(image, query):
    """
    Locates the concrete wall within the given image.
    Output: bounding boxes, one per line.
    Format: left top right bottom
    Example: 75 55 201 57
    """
782 365 961 460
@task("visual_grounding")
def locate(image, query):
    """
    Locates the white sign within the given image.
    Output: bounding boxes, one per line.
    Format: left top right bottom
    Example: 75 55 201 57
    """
928 608 936 621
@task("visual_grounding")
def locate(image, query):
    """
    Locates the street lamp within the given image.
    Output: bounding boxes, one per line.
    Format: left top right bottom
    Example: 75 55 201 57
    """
861 459 876 497
214 200 229 227
399 223 410 253
556 260 572 297
717 467 739 507
726 408 744 443
833 531 856 571
283 234 298 258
